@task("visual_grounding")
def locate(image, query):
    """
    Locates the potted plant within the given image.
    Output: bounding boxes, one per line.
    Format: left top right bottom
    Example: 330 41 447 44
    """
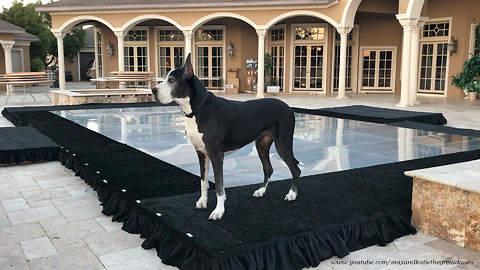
264 53 280 93
466 79 480 100
267 78 280 93
264 53 273 85
451 54 480 100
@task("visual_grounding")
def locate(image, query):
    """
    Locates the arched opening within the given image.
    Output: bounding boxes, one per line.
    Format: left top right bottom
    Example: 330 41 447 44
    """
92 17 184 86
153 13 256 94
117 16 184 82
189 17 258 93
54 17 116 85
264 13 351 95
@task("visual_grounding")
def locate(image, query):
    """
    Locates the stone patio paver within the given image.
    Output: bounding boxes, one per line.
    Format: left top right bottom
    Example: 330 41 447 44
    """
20 236 58 260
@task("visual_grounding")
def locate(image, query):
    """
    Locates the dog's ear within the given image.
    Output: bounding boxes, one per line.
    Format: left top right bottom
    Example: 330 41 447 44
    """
174 54 182 68
183 53 194 78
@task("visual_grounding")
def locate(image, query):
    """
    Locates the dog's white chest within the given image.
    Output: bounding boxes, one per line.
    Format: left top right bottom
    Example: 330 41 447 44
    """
185 117 206 153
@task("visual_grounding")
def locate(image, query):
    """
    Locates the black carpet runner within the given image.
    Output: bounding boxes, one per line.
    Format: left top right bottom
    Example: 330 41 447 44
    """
293 105 448 125
1 103 473 270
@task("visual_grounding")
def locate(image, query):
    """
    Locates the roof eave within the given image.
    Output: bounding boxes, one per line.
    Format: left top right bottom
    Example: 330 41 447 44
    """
36 0 336 12
14 36 40 42
0 29 25 34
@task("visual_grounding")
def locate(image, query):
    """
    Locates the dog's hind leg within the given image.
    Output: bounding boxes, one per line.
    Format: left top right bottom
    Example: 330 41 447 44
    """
209 151 226 220
195 151 210 209
277 148 301 201
275 129 301 201
253 135 274 197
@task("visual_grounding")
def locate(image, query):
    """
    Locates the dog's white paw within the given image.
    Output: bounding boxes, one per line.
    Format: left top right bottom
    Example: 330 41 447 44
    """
253 187 266 197
208 209 224 220
284 189 297 201
195 197 207 209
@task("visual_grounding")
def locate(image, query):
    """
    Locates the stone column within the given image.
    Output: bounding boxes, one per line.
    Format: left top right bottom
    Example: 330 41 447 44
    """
335 27 352 100
2 42 14 73
183 30 193 59
409 20 426 105
2 42 14 94
53 31 66 90
115 31 125 72
256 29 266 98
93 27 100 79
396 16 417 107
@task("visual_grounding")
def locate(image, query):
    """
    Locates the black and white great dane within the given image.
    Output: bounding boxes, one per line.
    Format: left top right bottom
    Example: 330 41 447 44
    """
152 54 301 220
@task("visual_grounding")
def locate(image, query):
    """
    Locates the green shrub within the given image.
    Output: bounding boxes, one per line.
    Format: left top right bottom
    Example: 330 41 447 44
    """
30 58 44 72
451 54 480 92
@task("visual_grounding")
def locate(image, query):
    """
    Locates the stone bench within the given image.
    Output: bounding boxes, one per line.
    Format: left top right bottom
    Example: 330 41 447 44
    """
405 160 480 252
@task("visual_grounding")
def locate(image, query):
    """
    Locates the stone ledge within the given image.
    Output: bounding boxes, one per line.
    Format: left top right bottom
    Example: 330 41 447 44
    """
407 160 480 253
50 89 154 105
405 160 480 194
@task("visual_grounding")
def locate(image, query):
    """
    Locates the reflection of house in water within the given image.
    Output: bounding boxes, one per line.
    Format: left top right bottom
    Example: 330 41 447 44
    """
294 114 353 172
294 113 480 174
54 107 480 188
399 129 480 161
113 109 185 143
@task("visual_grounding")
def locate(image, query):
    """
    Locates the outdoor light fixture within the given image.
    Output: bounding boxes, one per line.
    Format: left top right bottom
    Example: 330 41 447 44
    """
227 41 234 60
448 36 458 56
70 56 74 62
106 41 114 58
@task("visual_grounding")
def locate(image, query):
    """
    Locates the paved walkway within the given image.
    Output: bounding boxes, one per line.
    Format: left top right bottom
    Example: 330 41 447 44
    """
1 84 480 269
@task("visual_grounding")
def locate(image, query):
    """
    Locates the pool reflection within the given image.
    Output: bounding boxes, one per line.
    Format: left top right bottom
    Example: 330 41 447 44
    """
54 106 480 187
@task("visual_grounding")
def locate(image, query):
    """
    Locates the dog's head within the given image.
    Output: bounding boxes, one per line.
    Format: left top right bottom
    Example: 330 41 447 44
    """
152 53 194 104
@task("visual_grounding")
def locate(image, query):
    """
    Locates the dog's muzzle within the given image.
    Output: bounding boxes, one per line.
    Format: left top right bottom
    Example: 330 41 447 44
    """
152 84 173 104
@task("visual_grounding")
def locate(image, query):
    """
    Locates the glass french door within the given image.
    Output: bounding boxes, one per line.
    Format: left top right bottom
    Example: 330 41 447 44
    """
270 45 284 89
158 46 184 77
197 46 223 89
418 42 448 93
124 46 148 71
124 46 148 87
293 45 324 91
361 49 394 92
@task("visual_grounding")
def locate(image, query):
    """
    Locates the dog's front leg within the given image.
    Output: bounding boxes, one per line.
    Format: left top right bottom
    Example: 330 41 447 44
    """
209 153 226 220
195 151 209 209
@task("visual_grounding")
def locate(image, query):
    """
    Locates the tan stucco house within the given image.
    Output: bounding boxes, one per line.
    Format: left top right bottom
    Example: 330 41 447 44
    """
0 20 39 91
37 0 480 106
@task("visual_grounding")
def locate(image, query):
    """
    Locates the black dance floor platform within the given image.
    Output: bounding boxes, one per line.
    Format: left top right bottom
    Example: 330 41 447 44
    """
0 126 59 164
2 102 479 270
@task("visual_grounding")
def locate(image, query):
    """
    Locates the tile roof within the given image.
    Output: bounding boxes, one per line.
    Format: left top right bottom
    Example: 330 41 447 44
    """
37 0 336 12
0 20 26 34
14 32 40 42
0 20 39 42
